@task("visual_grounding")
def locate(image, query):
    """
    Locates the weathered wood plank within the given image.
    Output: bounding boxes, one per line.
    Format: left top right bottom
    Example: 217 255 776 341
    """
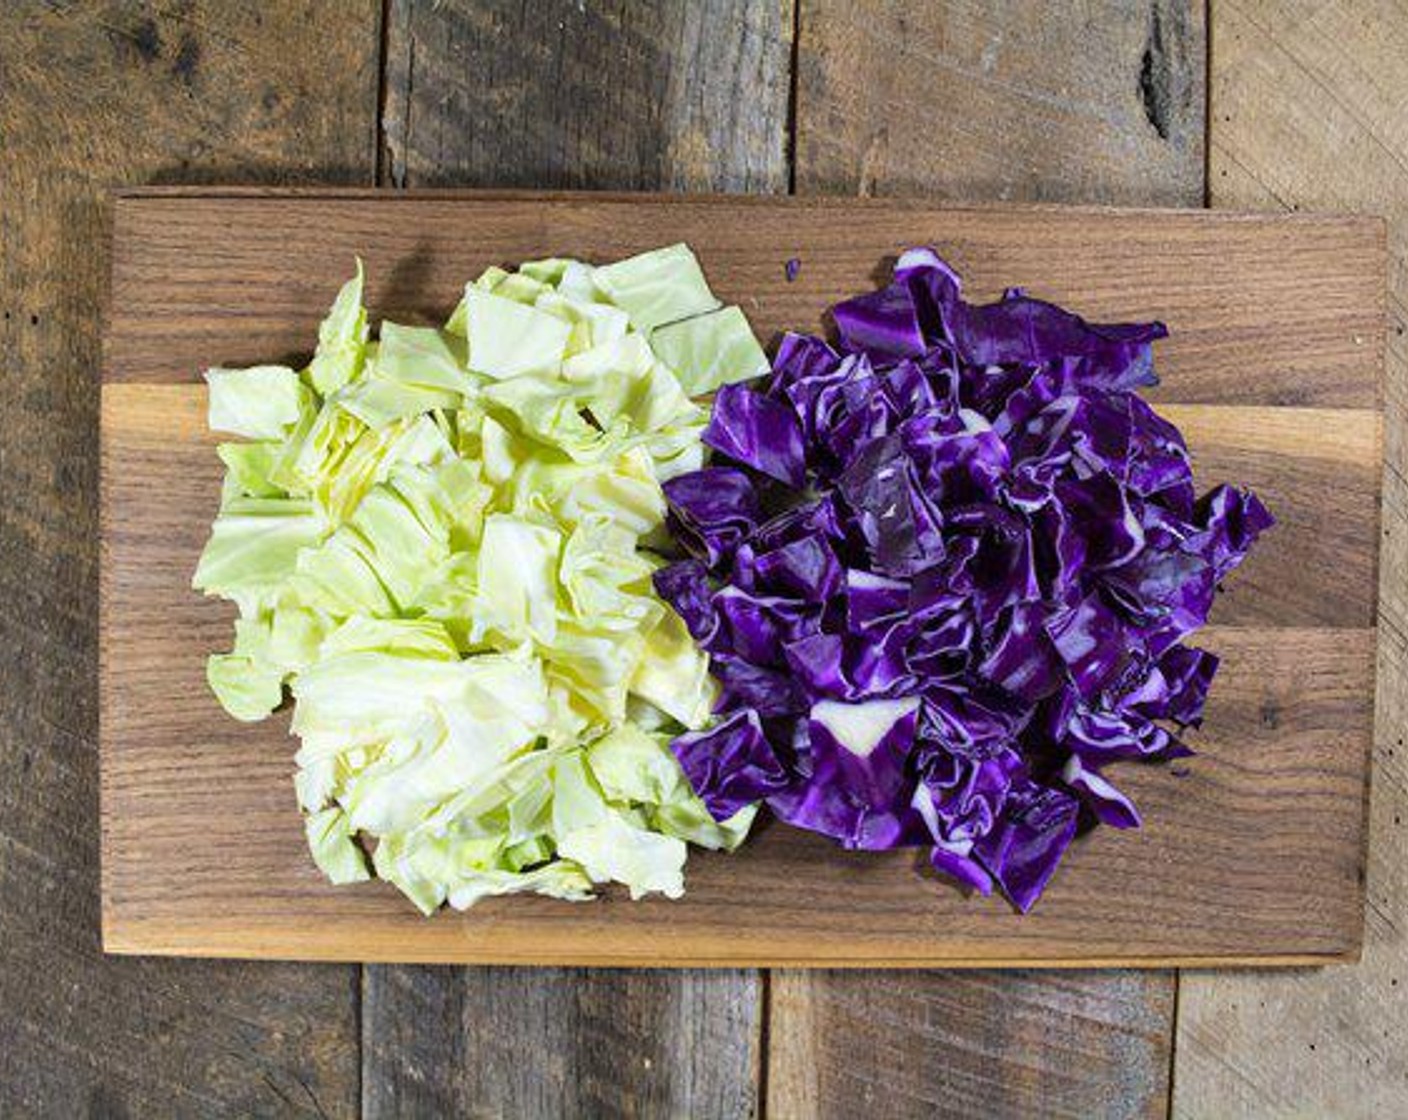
363 967 762 1119
777 3 1211 1116
0 2 377 1115
795 0 1205 205
770 971 1175 1120
367 4 791 1116
1175 2 1408 1114
382 0 790 193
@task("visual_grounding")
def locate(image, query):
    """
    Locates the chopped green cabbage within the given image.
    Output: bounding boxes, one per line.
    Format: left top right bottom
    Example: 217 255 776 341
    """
194 244 763 913
206 365 310 440
594 242 720 332
650 306 770 395
307 261 369 395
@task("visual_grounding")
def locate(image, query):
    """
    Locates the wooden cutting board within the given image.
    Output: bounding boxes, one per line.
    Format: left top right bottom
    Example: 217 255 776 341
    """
100 188 1384 966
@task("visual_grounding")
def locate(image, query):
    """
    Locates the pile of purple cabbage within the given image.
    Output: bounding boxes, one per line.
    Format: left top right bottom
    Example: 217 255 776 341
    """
653 248 1272 911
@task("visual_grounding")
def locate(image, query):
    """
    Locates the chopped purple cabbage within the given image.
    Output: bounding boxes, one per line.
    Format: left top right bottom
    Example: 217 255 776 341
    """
656 249 1271 911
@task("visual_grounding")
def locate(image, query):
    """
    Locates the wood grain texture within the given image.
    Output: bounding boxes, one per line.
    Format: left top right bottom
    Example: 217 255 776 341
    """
104 194 1385 408
381 0 791 193
100 195 1381 971
0 3 377 1116
1175 2 1408 1115
371 8 791 1117
784 7 1198 1117
795 0 1205 205
769 970 1175 1120
362 966 762 1119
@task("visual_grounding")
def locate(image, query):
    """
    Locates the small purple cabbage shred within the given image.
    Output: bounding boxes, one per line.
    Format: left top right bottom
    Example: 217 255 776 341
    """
656 247 1272 912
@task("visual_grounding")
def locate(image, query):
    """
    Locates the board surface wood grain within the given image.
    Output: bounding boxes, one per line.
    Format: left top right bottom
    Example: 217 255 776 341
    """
101 189 1383 966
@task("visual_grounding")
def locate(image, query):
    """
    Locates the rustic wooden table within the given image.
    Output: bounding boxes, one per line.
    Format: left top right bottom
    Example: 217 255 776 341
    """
2 3 1404 1116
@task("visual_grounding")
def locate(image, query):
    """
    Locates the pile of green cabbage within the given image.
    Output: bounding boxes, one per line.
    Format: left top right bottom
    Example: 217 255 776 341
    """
193 246 769 912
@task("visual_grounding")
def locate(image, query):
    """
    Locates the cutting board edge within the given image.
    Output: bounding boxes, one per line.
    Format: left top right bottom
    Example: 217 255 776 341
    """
99 919 1359 970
